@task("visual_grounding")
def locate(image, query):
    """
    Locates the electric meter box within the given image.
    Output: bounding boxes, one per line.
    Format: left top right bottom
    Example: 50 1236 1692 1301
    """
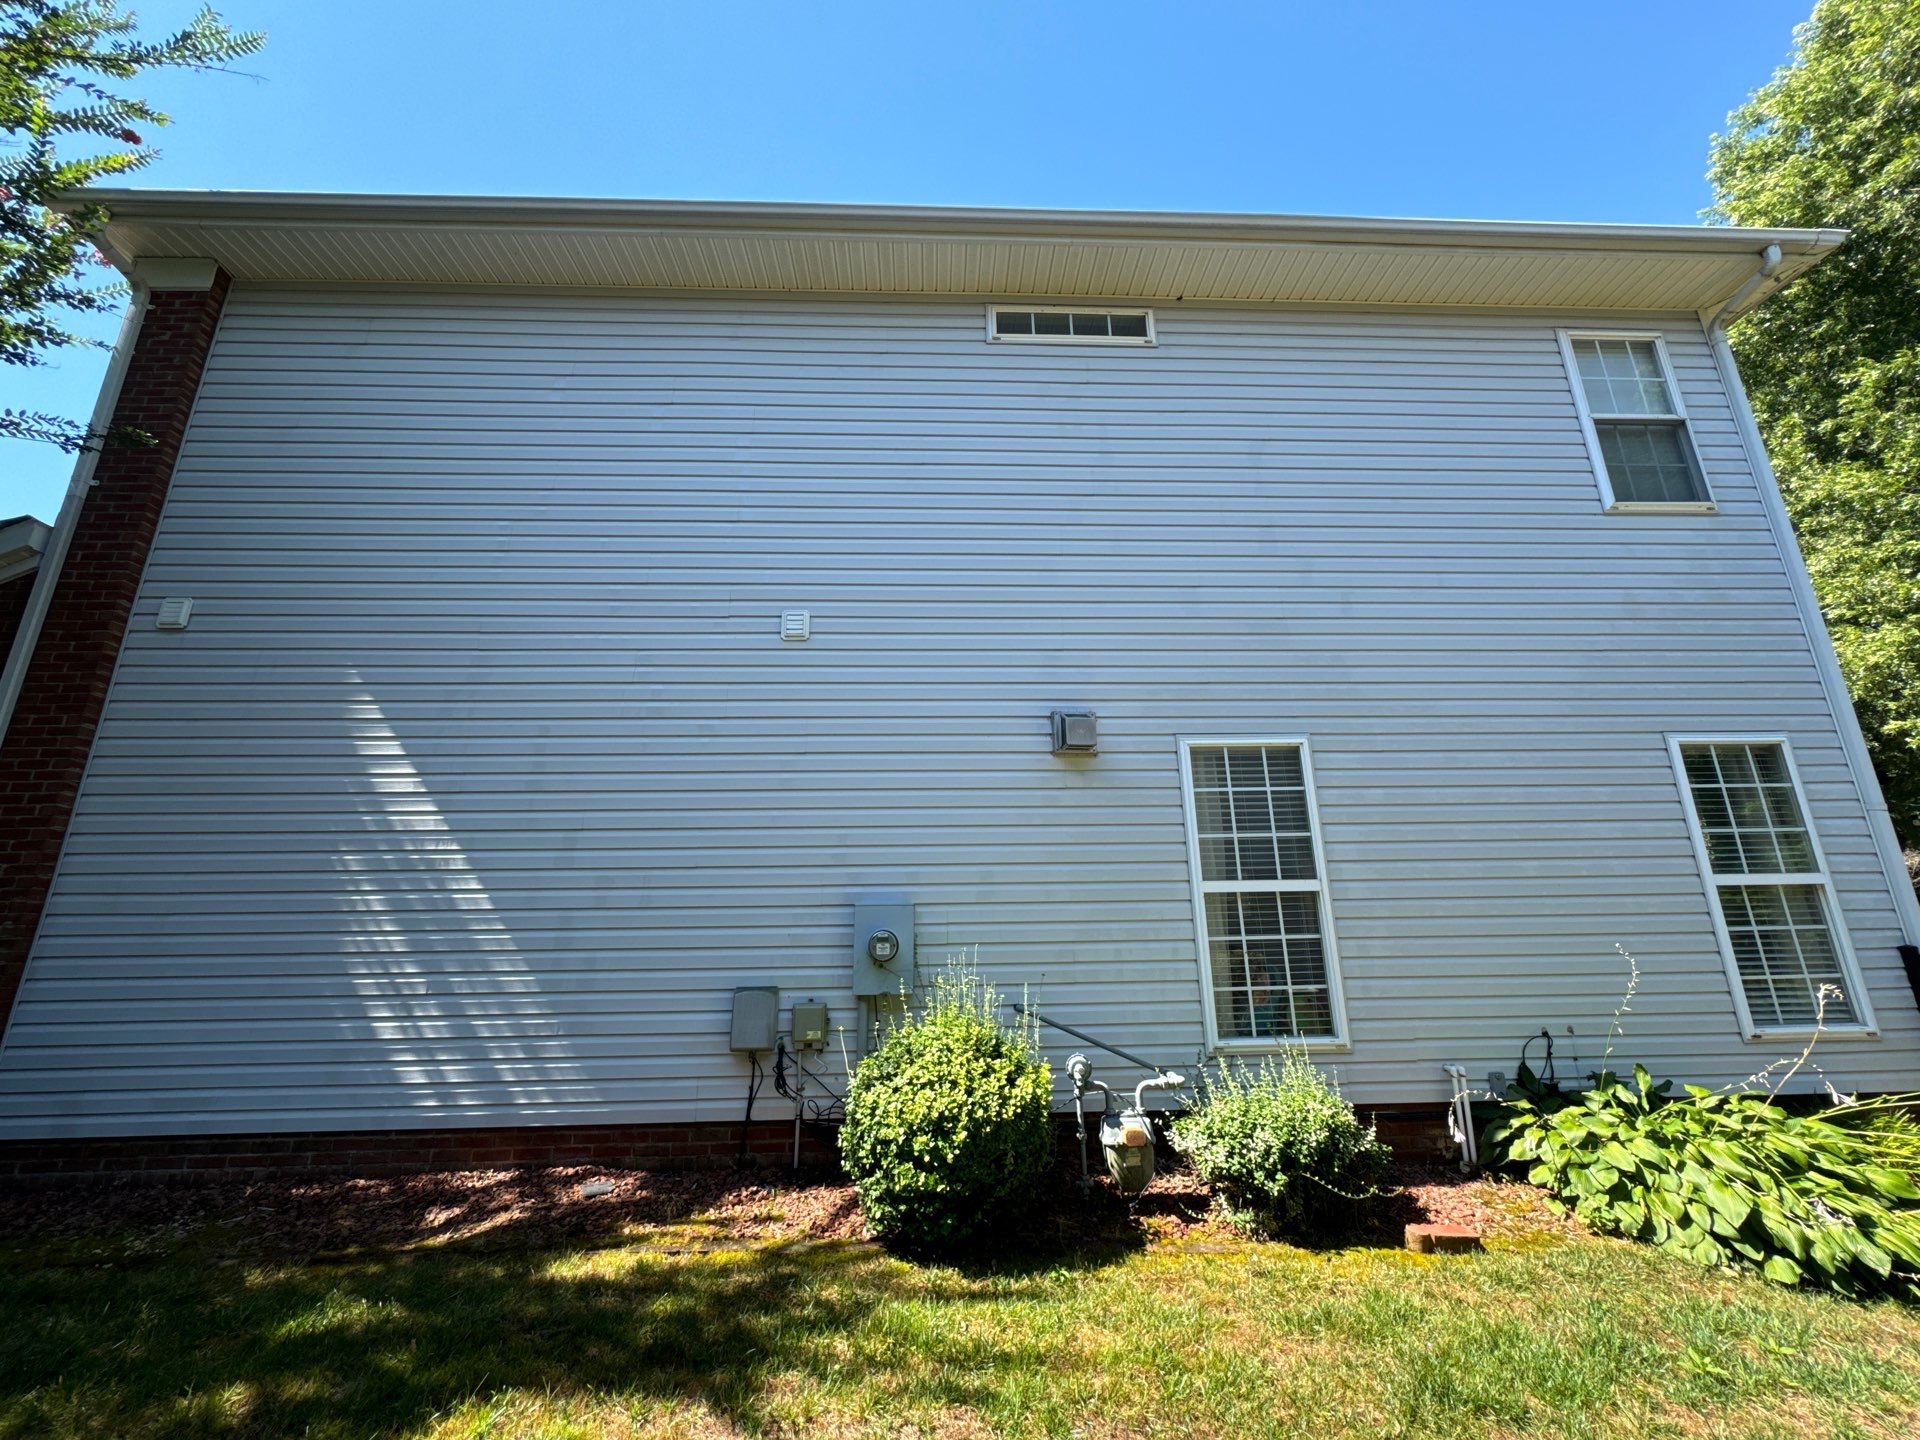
852 896 916 997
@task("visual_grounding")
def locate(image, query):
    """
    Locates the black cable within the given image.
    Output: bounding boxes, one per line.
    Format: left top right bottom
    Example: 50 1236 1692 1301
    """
772 1037 845 1132
1518 1029 1556 1088
736 1051 764 1165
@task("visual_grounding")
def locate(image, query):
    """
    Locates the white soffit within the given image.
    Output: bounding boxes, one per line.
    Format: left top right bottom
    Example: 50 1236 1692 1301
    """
62 190 1846 315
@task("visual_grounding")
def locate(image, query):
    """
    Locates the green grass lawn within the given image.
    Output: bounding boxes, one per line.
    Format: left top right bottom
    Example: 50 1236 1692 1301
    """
2 1183 1918 1439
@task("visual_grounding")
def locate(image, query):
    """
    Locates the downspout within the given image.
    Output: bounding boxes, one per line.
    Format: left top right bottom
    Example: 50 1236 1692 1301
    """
1701 247 1920 950
0 281 150 748
1704 242 1782 329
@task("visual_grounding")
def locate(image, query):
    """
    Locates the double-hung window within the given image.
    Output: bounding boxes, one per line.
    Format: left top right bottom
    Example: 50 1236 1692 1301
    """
1669 737 1873 1036
1558 331 1713 510
1178 739 1346 1046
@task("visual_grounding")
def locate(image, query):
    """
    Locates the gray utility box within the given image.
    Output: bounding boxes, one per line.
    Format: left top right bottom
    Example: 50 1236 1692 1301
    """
851 896 916 997
729 986 779 1052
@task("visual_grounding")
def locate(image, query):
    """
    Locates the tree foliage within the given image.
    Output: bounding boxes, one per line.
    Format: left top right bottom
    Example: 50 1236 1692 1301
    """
1 1 260 450
1709 0 1920 841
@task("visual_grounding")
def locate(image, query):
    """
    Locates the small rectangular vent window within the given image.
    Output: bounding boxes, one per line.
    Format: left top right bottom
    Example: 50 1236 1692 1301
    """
988 305 1154 345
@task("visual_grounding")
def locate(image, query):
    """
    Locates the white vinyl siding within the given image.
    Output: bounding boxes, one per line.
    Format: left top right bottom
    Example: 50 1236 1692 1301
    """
1559 331 1712 510
1180 740 1344 1045
0 288 1915 1141
1671 738 1870 1035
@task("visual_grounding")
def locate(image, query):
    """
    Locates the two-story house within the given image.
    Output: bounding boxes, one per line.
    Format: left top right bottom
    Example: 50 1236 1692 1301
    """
1 193 1914 1175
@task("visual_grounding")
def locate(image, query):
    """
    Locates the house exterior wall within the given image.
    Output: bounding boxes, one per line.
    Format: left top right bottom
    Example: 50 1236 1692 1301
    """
1 284 1915 1142
0 273 233 1037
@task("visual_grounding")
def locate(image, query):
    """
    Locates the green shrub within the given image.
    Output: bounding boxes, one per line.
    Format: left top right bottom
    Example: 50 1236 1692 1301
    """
1170 1052 1390 1239
1488 1067 1920 1296
838 966 1053 1251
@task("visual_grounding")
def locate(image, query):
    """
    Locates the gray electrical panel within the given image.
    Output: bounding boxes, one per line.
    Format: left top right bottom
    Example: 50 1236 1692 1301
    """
851 896 916 997
729 986 779 1052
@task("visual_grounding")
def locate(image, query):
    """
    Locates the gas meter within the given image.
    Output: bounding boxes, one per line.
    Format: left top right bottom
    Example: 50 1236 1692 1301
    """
1066 1053 1185 1197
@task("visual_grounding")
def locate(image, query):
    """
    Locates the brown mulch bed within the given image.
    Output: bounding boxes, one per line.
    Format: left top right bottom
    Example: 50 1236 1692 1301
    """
1385 1165 1584 1242
0 1166 865 1260
0 1158 1574 1262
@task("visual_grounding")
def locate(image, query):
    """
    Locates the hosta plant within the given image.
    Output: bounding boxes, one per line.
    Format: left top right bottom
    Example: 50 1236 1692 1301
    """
1488 1065 1920 1296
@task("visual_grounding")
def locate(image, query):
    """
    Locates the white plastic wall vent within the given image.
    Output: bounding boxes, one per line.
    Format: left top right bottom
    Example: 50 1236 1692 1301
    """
780 610 811 642
155 597 194 630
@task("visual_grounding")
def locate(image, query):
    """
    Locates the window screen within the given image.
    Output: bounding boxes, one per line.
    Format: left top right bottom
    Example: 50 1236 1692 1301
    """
990 307 1152 342
1186 744 1337 1040
1567 336 1710 506
1677 741 1858 1029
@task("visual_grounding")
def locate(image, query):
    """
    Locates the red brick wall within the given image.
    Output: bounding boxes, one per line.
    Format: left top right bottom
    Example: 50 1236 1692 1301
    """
0 272 231 1032
0 1119 838 1181
0 568 34 671
0 1103 1452 1183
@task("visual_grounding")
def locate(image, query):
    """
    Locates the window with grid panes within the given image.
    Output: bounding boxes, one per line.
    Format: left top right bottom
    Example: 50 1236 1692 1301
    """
989 305 1153 343
1566 335 1710 505
1185 743 1337 1040
1677 740 1858 1029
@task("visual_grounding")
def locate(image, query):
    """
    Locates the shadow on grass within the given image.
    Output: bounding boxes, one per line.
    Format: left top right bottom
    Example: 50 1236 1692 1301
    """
0 1232 1075 1439
0 1162 1183 1439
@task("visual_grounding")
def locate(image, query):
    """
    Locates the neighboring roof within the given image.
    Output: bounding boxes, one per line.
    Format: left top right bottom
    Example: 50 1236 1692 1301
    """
0 516 50 585
58 189 1845 317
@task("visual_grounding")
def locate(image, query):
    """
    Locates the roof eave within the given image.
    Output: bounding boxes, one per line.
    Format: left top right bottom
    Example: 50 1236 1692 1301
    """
52 189 1849 314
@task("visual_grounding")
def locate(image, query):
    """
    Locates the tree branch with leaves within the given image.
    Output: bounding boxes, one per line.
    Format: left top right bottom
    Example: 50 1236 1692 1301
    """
1710 0 1920 845
1 0 261 451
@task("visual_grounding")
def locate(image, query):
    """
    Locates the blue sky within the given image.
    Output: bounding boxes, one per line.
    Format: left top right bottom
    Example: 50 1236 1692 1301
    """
4 0 1814 524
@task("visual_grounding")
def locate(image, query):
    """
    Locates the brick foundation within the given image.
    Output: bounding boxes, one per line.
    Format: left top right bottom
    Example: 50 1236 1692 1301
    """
0 1118 839 1183
0 1102 1454 1184
0 271 231 1031
1362 1104 1457 1161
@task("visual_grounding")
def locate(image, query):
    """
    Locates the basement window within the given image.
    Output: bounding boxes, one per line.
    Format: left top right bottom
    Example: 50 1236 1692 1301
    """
1178 739 1348 1047
988 305 1155 345
1558 331 1714 511
1669 737 1875 1037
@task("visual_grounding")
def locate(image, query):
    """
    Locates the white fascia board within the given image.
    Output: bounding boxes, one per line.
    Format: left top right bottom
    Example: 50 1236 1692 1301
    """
51 188 1848 256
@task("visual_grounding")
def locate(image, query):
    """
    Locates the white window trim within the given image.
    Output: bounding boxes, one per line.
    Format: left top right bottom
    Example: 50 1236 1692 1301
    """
986 303 1157 346
1557 329 1716 514
1666 734 1878 1041
1176 735 1350 1051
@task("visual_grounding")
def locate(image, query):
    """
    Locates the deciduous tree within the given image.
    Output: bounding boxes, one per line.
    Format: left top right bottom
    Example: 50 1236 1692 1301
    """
1711 0 1920 842
1 1 260 450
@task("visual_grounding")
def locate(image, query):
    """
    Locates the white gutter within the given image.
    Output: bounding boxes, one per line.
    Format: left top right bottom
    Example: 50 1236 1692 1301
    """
1704 319 1920 948
0 282 149 749
54 186 1851 256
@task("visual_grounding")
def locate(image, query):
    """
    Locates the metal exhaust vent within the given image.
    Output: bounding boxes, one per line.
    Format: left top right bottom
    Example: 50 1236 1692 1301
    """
1050 710 1097 755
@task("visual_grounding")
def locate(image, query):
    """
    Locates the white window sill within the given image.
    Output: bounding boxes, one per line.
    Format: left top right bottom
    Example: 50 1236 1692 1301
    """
1745 1026 1879 1043
1606 501 1719 515
987 335 1156 347
1211 1036 1350 1054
